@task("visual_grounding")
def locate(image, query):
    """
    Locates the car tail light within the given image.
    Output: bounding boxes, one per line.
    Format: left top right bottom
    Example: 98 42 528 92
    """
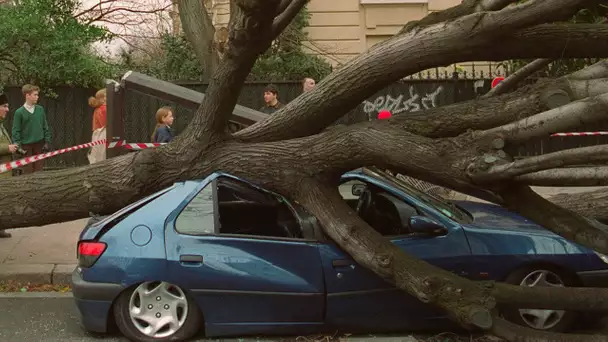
77 241 107 268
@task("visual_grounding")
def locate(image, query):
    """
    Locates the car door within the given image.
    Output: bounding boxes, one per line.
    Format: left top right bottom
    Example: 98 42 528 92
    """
320 177 472 332
164 173 326 335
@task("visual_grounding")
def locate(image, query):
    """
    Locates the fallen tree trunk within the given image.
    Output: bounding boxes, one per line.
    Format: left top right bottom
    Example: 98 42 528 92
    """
3 0 608 340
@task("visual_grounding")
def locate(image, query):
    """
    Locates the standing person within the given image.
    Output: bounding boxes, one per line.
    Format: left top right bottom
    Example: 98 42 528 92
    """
88 89 107 164
0 93 16 238
302 77 316 93
259 84 284 114
12 84 52 174
152 106 175 143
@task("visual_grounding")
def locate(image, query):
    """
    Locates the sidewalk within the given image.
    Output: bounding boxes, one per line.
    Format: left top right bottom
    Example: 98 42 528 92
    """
0 219 87 285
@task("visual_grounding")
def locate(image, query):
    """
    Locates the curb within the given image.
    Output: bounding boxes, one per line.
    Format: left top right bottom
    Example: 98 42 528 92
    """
0 292 72 298
0 263 76 285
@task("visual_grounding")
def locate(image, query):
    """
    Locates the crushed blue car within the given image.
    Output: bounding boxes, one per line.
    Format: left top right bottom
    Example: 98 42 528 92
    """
72 167 608 341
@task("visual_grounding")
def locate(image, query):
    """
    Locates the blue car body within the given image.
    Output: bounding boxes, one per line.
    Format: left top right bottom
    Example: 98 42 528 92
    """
72 168 608 337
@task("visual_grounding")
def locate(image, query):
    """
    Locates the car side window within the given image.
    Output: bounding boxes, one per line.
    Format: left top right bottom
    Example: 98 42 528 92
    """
174 177 304 239
175 183 216 235
216 177 303 239
339 179 420 236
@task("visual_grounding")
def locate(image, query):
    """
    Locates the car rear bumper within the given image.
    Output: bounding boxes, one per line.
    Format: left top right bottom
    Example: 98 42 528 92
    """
577 269 608 287
72 268 125 333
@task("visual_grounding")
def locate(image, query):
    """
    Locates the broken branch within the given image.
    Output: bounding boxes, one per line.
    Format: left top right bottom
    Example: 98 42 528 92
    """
482 58 553 98
516 167 608 186
272 0 308 37
176 0 281 143
473 145 608 182
499 184 608 254
177 0 219 82
481 90 608 144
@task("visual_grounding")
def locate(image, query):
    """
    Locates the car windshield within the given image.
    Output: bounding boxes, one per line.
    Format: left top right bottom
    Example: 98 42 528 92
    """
361 168 473 224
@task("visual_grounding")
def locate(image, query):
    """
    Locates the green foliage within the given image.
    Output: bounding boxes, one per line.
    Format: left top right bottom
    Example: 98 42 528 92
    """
507 3 607 78
0 0 114 89
117 6 332 82
249 7 332 81
118 34 205 81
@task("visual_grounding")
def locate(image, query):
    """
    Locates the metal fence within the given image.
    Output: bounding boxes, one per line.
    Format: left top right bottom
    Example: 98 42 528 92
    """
3 76 607 170
123 78 489 143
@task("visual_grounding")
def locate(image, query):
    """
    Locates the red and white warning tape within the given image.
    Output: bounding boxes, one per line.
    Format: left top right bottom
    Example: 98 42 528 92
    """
106 140 166 150
0 139 166 174
551 132 608 137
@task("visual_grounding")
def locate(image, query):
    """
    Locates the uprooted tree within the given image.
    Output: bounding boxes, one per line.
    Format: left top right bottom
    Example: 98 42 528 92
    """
4 0 608 340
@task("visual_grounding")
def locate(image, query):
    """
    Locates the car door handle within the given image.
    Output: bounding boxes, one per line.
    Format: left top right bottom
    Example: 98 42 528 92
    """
180 254 203 264
332 259 354 267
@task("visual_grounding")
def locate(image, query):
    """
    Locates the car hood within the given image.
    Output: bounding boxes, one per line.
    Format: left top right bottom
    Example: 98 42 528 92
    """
452 200 550 234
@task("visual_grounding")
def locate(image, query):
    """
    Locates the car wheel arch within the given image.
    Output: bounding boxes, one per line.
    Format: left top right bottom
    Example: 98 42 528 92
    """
106 281 207 337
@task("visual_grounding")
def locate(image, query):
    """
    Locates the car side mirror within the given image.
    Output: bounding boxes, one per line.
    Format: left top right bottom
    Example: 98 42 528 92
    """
408 216 448 236
352 184 366 196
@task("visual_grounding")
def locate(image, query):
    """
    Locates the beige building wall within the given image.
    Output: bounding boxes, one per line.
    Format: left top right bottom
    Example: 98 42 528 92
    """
306 0 502 77
170 0 503 78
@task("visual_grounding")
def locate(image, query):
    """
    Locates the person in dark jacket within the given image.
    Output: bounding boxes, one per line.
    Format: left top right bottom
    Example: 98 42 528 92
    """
152 106 175 143
259 84 284 114
0 93 16 238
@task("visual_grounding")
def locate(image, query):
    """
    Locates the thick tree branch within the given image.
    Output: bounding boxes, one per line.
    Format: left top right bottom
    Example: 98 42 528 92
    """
499 184 608 254
236 20 608 143
391 76 607 140
0 154 146 228
477 0 516 11
291 177 608 335
400 0 514 34
276 0 290 14
550 189 608 224
175 0 281 144
272 0 307 37
482 58 553 98
177 0 219 81
481 90 608 144
571 59 608 79
473 145 608 182
517 167 608 186
292 177 497 330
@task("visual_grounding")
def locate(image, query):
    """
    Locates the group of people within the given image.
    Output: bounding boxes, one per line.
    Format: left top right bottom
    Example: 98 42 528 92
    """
86 89 175 164
0 84 53 238
0 77 315 238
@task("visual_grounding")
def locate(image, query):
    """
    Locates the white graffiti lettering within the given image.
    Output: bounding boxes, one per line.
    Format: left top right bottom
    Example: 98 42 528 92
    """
362 85 444 120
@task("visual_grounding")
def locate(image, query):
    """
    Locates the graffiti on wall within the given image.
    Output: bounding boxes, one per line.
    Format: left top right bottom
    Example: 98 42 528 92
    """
361 85 444 119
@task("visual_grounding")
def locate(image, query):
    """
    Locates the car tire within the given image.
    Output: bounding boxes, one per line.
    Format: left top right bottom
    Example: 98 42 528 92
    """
501 266 577 332
113 281 202 342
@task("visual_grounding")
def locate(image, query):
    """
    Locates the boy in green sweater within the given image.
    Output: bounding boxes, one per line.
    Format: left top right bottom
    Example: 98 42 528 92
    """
12 84 52 174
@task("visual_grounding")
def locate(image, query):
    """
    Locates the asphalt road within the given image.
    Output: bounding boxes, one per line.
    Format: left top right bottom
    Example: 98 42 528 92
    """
0 293 414 342
0 293 124 342
0 293 297 342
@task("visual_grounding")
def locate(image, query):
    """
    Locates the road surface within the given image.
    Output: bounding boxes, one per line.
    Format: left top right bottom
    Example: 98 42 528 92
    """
0 293 298 342
0 293 416 342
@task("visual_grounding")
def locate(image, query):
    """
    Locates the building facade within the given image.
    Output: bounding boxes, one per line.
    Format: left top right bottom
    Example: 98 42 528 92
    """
306 0 502 77
182 0 503 78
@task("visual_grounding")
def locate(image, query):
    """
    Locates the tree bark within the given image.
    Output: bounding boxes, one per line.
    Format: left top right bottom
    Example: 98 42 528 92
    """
236 23 608 143
517 167 608 186
551 189 608 224
482 58 553 98
177 0 220 81
5 1 608 340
